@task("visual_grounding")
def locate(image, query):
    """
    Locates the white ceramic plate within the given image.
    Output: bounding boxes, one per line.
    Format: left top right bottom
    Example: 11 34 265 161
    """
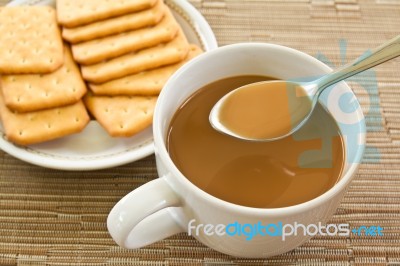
2 0 218 171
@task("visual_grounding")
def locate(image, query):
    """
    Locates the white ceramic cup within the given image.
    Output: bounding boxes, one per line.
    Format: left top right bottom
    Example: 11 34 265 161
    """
107 43 366 258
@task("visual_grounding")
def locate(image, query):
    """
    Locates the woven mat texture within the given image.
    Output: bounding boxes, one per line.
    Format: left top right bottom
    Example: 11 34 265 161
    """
1 0 400 265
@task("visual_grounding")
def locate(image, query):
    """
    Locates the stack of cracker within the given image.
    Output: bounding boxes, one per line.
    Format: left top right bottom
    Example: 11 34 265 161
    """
0 6 89 146
58 0 203 137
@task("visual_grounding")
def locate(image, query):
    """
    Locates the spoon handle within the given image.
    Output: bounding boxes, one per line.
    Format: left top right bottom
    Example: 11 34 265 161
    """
314 35 400 92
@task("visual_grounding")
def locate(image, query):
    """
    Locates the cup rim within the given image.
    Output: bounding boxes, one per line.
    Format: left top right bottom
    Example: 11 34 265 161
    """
153 42 366 216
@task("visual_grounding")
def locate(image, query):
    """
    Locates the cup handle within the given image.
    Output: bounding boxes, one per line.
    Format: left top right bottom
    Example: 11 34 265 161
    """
107 175 183 249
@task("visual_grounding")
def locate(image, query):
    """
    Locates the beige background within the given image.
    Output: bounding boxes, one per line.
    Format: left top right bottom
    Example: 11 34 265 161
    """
0 0 400 265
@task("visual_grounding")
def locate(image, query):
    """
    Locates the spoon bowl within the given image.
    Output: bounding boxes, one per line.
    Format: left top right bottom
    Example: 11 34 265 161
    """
210 80 317 141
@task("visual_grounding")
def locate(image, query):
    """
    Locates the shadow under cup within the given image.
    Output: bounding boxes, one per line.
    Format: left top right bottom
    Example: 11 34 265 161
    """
153 43 365 257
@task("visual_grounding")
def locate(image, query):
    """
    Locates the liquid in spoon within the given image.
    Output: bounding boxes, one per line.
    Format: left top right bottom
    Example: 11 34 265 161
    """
217 81 312 140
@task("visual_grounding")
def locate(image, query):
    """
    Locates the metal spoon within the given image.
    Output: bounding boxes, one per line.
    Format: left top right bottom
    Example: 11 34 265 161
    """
210 35 400 141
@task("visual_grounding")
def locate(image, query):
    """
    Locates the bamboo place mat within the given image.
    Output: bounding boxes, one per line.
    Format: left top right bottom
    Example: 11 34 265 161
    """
1 0 400 265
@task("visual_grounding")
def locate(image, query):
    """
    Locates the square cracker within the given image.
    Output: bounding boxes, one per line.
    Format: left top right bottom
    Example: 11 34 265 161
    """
1 45 87 113
0 6 64 74
81 28 190 84
0 95 90 146
57 0 158 28
84 93 157 137
62 0 165 44
89 44 203 96
72 6 179 65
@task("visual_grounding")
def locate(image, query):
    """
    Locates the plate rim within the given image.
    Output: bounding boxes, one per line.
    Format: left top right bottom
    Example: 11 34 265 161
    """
1 0 218 171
